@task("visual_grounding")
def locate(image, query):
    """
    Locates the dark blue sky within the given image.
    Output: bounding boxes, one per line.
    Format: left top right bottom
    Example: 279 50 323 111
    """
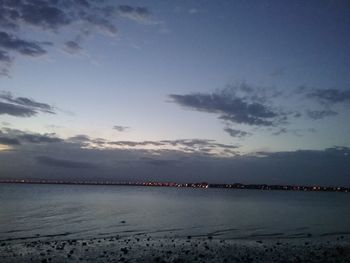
0 0 349 186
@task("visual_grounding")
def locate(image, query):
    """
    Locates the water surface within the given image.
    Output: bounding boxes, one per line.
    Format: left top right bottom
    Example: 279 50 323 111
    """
0 183 349 243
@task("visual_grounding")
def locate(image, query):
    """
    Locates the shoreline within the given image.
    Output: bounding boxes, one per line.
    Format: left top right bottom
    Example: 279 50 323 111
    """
1 235 349 263
1 181 349 193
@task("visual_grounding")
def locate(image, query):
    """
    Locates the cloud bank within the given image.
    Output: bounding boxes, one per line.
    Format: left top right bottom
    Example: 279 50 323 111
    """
0 127 349 187
0 128 62 145
36 156 98 169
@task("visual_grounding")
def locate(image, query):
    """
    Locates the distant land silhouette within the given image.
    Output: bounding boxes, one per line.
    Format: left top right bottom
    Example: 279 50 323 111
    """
0 179 348 193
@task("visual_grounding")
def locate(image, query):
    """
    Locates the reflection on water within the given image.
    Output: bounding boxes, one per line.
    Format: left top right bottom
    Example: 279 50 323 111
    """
0 183 349 243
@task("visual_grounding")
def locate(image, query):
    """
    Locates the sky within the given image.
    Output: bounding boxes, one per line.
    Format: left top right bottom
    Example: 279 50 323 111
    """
0 0 349 186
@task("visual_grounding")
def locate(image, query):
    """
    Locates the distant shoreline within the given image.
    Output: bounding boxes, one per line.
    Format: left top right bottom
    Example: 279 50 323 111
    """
0 179 349 193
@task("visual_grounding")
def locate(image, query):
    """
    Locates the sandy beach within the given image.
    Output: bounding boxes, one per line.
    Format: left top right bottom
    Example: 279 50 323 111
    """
1 235 349 263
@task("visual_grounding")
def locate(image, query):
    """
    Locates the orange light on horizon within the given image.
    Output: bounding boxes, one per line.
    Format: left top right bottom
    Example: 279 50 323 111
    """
0 144 12 151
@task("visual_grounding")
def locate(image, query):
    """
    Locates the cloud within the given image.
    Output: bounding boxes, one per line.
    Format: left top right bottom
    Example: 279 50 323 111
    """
68 135 106 148
0 1 157 75
0 101 37 117
64 133 240 157
293 86 349 121
170 83 349 138
297 86 350 105
19 2 70 30
0 136 20 146
0 50 12 76
0 128 62 144
117 5 151 23
0 92 55 113
307 88 350 104
109 140 164 147
140 157 181 167
1 121 10 126
64 40 83 54
224 128 251 138
83 15 118 36
159 139 238 150
113 125 130 132
0 127 349 186
92 138 238 156
306 109 338 120
74 0 90 8
0 49 12 62
68 134 91 142
272 128 288 136
271 127 317 137
19 133 62 144
36 156 98 169
0 31 49 56
35 130 239 157
169 87 282 126
0 91 55 117
0 31 49 75
0 136 349 187
243 146 350 186
256 146 350 160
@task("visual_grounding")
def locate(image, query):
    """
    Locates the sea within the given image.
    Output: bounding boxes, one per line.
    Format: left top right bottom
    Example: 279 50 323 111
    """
0 183 349 243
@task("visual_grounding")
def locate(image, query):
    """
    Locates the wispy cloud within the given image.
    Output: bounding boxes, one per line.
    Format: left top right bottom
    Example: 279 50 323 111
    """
0 31 49 56
68 134 91 142
0 49 12 76
306 109 338 120
63 40 83 54
224 128 251 138
0 101 37 117
271 128 288 136
108 140 164 147
0 31 50 76
0 1 157 75
113 125 130 132
297 86 350 105
0 92 55 113
170 83 350 137
65 132 239 156
307 88 350 105
293 86 350 121
169 84 285 126
118 5 151 23
0 91 55 117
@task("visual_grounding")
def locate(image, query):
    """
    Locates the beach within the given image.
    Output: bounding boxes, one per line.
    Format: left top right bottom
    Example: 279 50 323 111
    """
1 235 350 263
1 184 350 262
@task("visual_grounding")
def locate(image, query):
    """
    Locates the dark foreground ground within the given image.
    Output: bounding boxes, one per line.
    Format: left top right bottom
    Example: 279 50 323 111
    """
1 235 349 263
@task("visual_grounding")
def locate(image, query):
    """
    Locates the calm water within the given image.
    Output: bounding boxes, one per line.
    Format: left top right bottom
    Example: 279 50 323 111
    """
0 184 349 243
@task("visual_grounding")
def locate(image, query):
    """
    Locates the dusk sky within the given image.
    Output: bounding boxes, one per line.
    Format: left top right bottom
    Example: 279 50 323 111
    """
0 0 349 186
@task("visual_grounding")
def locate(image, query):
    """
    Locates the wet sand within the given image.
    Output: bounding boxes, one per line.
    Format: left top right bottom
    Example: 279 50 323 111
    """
1 235 349 262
